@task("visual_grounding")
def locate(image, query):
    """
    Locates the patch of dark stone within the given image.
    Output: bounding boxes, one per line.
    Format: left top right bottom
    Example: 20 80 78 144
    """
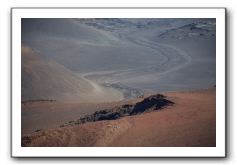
22 136 31 147
22 99 56 104
64 94 174 126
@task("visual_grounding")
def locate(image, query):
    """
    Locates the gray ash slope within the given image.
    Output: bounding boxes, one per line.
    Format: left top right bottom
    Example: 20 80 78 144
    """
22 18 216 100
21 44 92 100
21 44 123 101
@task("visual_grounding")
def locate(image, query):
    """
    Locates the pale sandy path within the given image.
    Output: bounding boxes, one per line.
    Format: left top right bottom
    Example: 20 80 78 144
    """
81 38 192 93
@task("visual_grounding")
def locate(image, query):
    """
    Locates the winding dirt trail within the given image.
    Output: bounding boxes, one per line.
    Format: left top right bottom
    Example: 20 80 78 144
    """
82 38 191 85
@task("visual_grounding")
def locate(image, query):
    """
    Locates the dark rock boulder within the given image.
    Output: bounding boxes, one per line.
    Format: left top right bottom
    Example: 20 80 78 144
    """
67 94 174 126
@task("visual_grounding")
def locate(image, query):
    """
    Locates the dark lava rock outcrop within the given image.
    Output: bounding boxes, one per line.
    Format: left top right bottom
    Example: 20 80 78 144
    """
62 94 174 126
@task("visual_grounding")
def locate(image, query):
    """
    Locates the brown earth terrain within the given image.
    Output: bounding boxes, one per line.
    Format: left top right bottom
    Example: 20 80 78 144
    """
22 88 216 147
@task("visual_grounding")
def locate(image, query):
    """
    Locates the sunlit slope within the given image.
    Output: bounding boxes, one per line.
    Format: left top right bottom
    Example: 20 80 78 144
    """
21 45 123 101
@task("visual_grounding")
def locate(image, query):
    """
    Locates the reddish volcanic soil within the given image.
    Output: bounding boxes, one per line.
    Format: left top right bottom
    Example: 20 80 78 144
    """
22 88 216 147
